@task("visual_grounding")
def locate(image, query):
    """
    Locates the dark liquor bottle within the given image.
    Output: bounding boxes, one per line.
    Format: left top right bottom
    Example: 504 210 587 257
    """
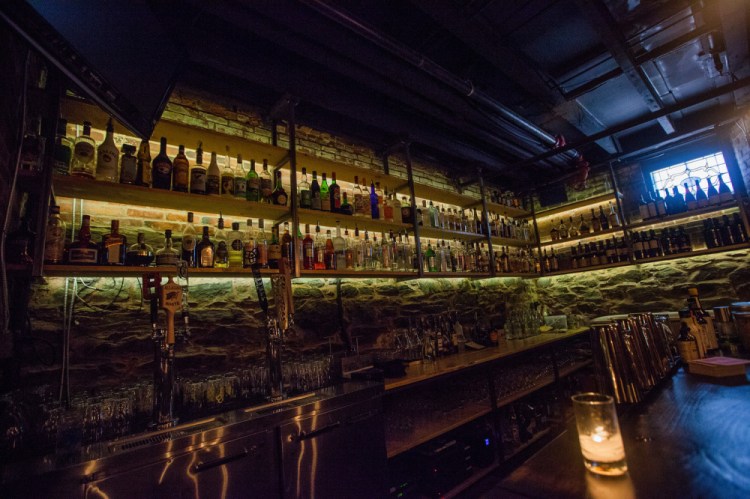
731 213 748 243
268 225 282 269
256 219 269 268
245 159 260 202
67 215 99 264
598 206 609 230
136 139 151 187
401 196 413 224
654 190 667 216
119 144 137 184
646 191 658 218
302 223 314 270
648 229 661 257
190 142 207 194
684 182 697 211
703 219 719 248
214 215 229 268
330 172 341 212
717 173 733 203
52 118 72 175
660 229 672 255
632 231 644 260
310 170 321 210
339 191 354 216
125 233 154 266
695 179 708 208
101 220 127 265
370 179 379 220
663 188 674 215
671 186 686 213
196 226 215 268
678 226 692 252
718 216 734 246
152 137 173 190
271 170 288 206
298 167 312 209
181 212 198 266
172 145 190 192
281 221 294 271
706 177 720 206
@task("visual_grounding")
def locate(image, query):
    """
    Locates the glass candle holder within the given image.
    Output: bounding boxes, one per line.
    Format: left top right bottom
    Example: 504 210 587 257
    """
572 393 628 476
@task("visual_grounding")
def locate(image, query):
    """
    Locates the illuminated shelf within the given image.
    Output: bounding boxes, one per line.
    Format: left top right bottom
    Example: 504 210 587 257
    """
626 202 740 231
53 176 290 222
423 271 492 278
393 181 481 211
297 208 410 235
386 402 492 458
299 269 416 279
42 265 280 278
418 225 485 242
544 260 631 276
535 192 622 220
490 235 535 247
539 226 625 248
463 199 531 219
630 242 750 265
496 375 556 409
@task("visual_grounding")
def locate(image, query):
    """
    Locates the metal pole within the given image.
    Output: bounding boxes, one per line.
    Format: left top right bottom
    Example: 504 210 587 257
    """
403 143 423 276
286 99 300 277
477 168 495 276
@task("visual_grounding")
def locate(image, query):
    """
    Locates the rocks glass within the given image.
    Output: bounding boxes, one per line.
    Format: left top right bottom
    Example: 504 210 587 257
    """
572 393 628 476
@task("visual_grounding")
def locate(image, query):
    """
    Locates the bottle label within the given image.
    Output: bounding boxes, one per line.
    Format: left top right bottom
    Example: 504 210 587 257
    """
154 159 171 176
74 142 95 162
215 242 229 263
401 206 412 222
140 160 152 186
206 176 220 195
173 164 189 187
68 247 98 264
321 195 331 211
190 169 207 193
221 175 234 195
200 246 214 267
44 226 66 262
332 188 341 209
300 190 312 208
260 179 273 198
268 243 282 260
311 192 322 210
234 178 247 197
247 177 260 190
156 253 179 266
104 239 124 264
182 235 196 252
275 193 288 206
353 194 364 214
243 244 257 267
231 238 243 251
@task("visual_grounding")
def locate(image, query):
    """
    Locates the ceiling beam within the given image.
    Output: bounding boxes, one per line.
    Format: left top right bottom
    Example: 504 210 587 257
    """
574 0 675 134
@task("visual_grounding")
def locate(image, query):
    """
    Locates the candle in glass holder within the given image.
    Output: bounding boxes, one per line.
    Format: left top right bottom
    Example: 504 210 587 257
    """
572 393 628 476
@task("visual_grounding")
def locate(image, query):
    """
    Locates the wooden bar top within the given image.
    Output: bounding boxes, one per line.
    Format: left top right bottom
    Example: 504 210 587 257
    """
490 369 750 498
384 328 589 392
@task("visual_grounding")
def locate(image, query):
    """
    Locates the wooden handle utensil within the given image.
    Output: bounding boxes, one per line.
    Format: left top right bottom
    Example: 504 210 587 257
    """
160 276 182 345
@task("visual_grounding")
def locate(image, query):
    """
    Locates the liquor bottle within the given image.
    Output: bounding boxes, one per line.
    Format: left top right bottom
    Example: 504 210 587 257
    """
382 188 394 222
70 121 97 178
599 206 610 230
196 226 215 268
155 229 180 266
313 222 326 270
638 194 651 220
390 193 401 224
590 208 601 232
234 154 247 199
271 170 288 206
671 186 686 213
676 316 700 362
678 226 692 252
101 220 127 265
646 191 658 218
632 231 644 260
550 248 559 271
578 213 590 235
428 200 439 227
424 241 437 272
321 173 331 212
171 144 190 192
20 116 44 172
245 159 260 202
550 221 559 241
298 167 312 209
568 216 579 238
362 178 372 219
344 228 355 270
331 222 346 270
52 119 73 175
259 159 273 203
370 179 379 219
151 137 172 190
352 175 364 216
228 222 244 268
606 201 620 227
43 205 67 264
302 224 314 270
558 218 569 239
717 173 733 203
648 229 661 257
136 139 152 187
242 219 256 268
181 212 198 267
281 221 294 270
214 215 229 268
731 213 748 243
401 196 412 223
684 182 697 210
221 149 235 197
119 144 137 184
256 219 269 268
694 179 708 208
311 171 321 209
654 190 667 216
340 191 354 216
718 216 734 246
267 225 281 269
419 200 427 226
663 188 674 215
706 177 720 206
605 238 616 263
376 182 385 216
330 171 341 212
190 142 207 194
206 152 221 195
96 118 119 182
125 233 155 266
67 215 98 264
703 219 719 248
380 231 391 270
325 230 335 270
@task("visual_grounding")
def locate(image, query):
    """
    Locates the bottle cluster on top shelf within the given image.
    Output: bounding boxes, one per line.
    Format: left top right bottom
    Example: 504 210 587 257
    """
548 202 621 242
637 174 734 221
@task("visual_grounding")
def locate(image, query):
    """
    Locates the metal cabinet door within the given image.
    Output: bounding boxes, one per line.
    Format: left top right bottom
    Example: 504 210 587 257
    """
280 403 387 499
84 428 280 499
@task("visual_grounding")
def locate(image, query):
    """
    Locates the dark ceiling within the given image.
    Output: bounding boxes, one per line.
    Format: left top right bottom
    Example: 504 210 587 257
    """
9 0 750 188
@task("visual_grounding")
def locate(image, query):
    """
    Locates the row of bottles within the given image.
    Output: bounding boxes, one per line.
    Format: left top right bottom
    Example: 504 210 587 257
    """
703 214 749 248
548 202 621 241
488 189 523 209
630 228 693 260
638 175 733 221
542 237 630 272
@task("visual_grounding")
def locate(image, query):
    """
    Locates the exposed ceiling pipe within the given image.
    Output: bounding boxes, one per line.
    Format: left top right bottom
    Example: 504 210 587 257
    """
300 0 580 162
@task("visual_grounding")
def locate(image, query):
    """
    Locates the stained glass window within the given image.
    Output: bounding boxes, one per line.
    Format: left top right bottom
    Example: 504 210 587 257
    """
650 152 733 194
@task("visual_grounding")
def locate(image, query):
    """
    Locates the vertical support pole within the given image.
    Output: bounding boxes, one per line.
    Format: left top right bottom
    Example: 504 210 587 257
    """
530 194 543 276
608 162 633 264
286 100 300 277
477 168 495 276
382 154 390 175
403 143 423 276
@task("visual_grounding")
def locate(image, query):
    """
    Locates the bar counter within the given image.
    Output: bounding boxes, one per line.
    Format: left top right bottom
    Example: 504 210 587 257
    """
488 369 750 498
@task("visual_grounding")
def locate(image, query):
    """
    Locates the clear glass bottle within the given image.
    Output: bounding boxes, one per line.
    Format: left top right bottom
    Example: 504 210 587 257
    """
234 153 247 199
190 142 206 195
228 222 244 268
259 159 273 203
52 118 72 175
333 221 346 270
101 220 127 265
96 118 119 182
256 219 269 268
43 205 66 264
125 233 154 266
607 201 621 227
242 219 256 268
70 121 97 178
206 151 221 196
221 148 235 197
155 229 180 266
298 167 312 209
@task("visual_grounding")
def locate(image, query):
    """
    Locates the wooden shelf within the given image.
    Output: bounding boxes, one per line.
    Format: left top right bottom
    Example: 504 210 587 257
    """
297 208 410 235
558 359 594 378
395 182 480 210
42 265 280 278
53 176 290 222
535 192 622 220
631 242 750 265
418 225 484 242
386 402 492 458
422 271 492 278
490 234 535 247
61 97 289 167
444 460 500 499
539 226 624 248
384 328 590 392
626 202 740 231
484 200 532 219
544 260 631 277
496 375 556 409
299 269 416 278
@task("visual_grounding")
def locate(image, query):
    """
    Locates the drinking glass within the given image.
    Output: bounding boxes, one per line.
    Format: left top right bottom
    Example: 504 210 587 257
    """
572 393 628 476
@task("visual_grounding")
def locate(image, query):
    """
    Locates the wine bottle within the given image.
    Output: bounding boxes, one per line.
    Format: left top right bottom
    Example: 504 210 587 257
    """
136 139 151 187
298 167 312 209
717 173 733 203
694 179 708 208
234 154 247 199
245 159 260 202
683 182 697 210
706 177 720 206
181 212 197 267
320 173 331 211
330 171 341 212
